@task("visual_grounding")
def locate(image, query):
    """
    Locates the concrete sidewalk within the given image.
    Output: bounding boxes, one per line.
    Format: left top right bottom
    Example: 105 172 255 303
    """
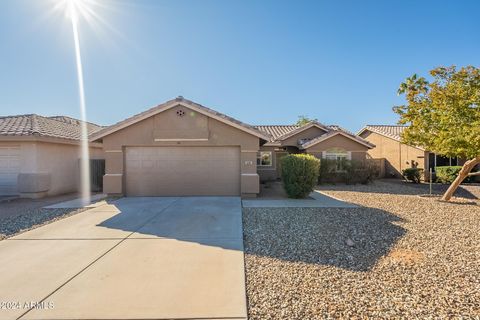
0 197 247 320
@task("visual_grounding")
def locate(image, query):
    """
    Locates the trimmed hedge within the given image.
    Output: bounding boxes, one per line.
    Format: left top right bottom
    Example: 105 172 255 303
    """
435 166 472 184
281 154 320 198
402 168 423 183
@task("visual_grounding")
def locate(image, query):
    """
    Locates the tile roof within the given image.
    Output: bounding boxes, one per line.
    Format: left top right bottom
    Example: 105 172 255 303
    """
254 125 300 141
0 114 103 141
327 125 355 136
90 96 271 141
254 124 355 142
360 125 407 141
301 130 375 149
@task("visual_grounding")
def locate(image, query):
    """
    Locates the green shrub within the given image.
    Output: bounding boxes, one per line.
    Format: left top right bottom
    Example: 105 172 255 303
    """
281 154 320 198
344 160 380 185
318 159 341 184
435 166 472 184
402 168 423 183
318 159 379 185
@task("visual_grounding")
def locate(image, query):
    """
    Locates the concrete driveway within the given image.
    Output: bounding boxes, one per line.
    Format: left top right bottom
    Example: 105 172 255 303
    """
0 197 246 320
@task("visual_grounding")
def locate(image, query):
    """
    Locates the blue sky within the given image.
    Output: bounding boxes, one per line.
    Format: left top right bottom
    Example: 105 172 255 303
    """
1 0 479 132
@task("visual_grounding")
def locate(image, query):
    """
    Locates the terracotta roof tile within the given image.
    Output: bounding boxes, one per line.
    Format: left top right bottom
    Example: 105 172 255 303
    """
361 125 407 141
254 125 300 141
254 124 355 142
327 124 355 136
0 114 103 141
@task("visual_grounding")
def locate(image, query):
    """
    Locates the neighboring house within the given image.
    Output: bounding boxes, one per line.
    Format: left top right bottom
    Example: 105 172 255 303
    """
90 97 375 197
358 125 464 180
0 114 104 197
255 123 375 181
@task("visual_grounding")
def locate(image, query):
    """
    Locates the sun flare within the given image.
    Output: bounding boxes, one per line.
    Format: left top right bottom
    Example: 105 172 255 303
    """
54 0 97 25
56 0 93 206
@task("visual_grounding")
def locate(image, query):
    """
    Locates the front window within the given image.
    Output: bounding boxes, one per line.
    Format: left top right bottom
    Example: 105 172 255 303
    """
429 153 459 172
324 148 349 171
257 151 272 166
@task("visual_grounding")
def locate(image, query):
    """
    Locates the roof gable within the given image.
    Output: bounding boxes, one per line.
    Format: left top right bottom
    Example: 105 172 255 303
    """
255 123 359 146
275 121 330 141
357 125 407 141
90 97 271 142
358 125 425 151
301 130 375 149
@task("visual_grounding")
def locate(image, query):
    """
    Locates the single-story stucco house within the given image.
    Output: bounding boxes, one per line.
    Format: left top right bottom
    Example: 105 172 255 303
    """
90 97 375 197
358 125 465 180
0 114 104 197
255 123 375 181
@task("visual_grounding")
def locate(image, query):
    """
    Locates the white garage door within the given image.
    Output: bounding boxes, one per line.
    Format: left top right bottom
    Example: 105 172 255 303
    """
125 147 240 196
0 146 20 195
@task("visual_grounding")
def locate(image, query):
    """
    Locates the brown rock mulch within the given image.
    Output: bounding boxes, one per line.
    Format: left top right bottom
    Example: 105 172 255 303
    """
243 181 480 319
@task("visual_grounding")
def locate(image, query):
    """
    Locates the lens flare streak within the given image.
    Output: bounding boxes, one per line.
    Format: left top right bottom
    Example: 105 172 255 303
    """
68 0 91 206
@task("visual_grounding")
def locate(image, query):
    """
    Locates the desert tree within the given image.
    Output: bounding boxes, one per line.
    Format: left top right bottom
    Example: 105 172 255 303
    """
296 115 318 126
394 66 480 201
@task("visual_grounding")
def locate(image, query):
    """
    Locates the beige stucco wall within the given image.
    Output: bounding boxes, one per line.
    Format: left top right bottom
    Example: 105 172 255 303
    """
101 105 260 196
305 134 369 161
359 131 428 178
0 140 103 197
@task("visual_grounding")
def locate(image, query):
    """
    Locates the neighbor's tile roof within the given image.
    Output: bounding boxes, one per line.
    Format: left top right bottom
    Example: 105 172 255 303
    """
0 114 103 141
361 125 407 141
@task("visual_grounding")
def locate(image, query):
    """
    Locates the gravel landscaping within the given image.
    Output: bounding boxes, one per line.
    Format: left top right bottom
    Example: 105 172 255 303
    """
0 195 87 240
243 180 480 319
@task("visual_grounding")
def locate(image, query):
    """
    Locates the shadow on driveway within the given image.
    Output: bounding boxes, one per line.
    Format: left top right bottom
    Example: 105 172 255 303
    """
97 196 405 272
96 196 244 251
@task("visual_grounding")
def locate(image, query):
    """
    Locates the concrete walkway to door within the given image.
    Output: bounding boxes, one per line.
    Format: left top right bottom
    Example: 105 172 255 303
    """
0 197 247 320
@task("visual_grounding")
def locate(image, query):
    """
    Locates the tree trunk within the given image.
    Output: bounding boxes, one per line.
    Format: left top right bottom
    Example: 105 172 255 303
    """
440 156 480 201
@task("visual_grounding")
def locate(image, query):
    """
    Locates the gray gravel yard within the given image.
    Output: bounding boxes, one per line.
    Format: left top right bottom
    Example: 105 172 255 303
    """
243 181 480 319
0 194 86 240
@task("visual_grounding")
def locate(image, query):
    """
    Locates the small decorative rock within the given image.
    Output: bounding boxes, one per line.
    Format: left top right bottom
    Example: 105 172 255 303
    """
346 238 355 247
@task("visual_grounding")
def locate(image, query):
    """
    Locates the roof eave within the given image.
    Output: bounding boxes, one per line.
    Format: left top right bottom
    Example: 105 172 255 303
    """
0 134 103 147
301 131 375 150
275 121 330 142
89 99 271 142
358 126 425 151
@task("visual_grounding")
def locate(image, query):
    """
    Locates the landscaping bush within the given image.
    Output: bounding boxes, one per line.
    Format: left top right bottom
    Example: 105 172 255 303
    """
281 154 320 198
435 166 472 184
344 160 380 185
318 158 341 184
402 167 423 183
318 159 379 185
